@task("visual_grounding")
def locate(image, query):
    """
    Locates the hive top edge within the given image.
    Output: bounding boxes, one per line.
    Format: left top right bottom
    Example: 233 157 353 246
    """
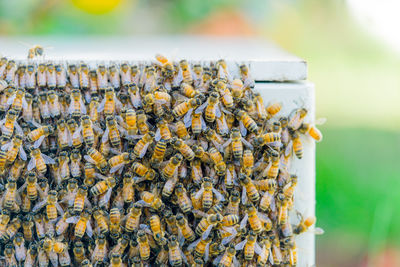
0 36 307 82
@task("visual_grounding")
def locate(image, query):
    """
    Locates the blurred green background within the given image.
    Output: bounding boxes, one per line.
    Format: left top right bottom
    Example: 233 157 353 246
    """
1 0 399 266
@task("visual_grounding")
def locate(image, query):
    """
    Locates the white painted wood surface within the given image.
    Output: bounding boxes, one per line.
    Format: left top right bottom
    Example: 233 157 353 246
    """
0 36 307 81
256 81 315 267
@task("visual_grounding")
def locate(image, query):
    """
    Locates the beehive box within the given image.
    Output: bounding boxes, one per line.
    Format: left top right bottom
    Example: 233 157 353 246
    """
1 36 316 266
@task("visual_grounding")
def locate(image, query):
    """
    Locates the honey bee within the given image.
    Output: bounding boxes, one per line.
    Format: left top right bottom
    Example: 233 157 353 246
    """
4 242 18 266
175 183 193 213
66 210 93 238
195 213 223 240
294 213 324 235
1 134 27 162
2 216 21 242
172 97 202 123
68 64 80 88
0 108 23 139
162 153 183 180
102 116 122 149
2 179 20 211
222 128 253 160
68 89 87 117
150 139 167 166
194 177 225 211
208 147 226 176
84 147 108 173
234 109 258 136
127 83 141 109
168 235 184 267
90 176 116 203
120 63 131 86
290 131 303 159
54 64 67 89
213 243 238 267
27 147 55 175
137 191 165 211
123 203 141 233
299 120 325 142
92 234 107 263
98 87 122 116
137 230 150 261
133 132 154 158
27 45 44 59
32 190 64 221
109 152 134 174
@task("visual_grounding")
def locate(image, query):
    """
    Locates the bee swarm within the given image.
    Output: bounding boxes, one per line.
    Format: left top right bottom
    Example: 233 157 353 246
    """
0 53 322 267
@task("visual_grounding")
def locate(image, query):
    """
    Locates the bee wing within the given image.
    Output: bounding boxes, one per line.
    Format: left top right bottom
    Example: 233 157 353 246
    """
135 200 150 207
241 186 247 204
221 138 232 150
155 128 161 142
213 255 223 266
114 96 123 111
202 224 214 240
33 135 46 148
221 227 237 245
65 216 79 224
138 142 150 158
204 242 210 262
194 188 204 200
212 188 225 202
84 198 92 209
30 120 42 128
0 118 5 127
239 121 247 137
101 127 109 143
92 124 104 134
27 157 36 171
154 99 167 105
183 108 193 126
1 141 11 151
103 188 113 203
19 146 27 161
314 227 325 235
194 102 208 114
235 239 247 250
55 203 64 216
215 104 222 118
36 184 45 200
110 163 125 174
241 138 254 150
233 256 240 267
72 126 82 139
200 116 207 131
216 117 229 135
14 121 23 135
97 98 106 112
79 98 87 114
192 209 207 218
188 238 200 251
315 117 327 125
133 176 147 184
84 155 96 164
285 140 293 157
32 199 46 212
17 182 28 193
240 213 248 230
225 168 232 185
84 91 91 103
68 99 75 114
42 154 55 164
86 220 93 237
